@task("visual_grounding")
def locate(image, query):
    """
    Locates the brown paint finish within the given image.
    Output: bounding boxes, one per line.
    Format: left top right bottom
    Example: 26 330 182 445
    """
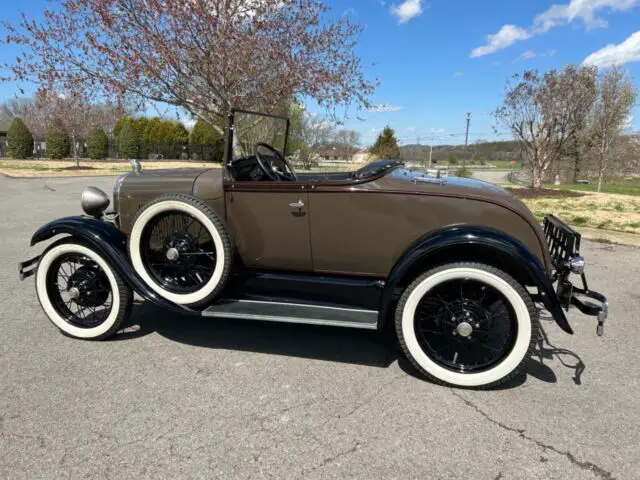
117 168 208 232
116 166 551 276
309 192 544 276
225 191 312 270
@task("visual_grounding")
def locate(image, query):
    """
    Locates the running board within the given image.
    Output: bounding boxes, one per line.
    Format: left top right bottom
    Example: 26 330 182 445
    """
202 299 379 330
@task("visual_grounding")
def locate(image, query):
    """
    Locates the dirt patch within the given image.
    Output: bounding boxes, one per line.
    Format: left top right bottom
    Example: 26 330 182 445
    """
506 187 586 198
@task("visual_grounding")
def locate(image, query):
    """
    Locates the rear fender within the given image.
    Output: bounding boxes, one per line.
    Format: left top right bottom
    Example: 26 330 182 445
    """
380 225 573 334
30 216 192 314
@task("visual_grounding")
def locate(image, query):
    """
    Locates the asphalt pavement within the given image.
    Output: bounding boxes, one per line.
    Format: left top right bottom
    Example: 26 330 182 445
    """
1 174 639 479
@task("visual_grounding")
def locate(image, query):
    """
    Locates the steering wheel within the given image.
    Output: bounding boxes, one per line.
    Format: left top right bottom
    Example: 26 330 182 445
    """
254 143 297 181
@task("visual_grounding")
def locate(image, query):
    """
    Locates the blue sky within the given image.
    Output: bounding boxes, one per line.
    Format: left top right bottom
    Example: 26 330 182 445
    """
2 0 640 145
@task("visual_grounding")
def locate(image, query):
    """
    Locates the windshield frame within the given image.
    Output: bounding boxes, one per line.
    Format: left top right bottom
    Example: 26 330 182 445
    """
223 108 291 167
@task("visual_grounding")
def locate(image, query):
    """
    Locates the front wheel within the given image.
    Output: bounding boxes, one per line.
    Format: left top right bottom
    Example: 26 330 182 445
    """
35 240 133 340
395 262 539 389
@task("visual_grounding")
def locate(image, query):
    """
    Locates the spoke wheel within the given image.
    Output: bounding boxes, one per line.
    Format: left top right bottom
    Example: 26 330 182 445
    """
414 278 517 373
128 194 232 307
395 263 538 389
140 211 216 295
35 240 133 340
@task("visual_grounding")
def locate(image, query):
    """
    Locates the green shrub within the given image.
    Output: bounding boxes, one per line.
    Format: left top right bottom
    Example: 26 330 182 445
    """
571 216 589 225
45 119 71 159
86 127 109 160
117 118 140 158
448 155 459 165
6 117 34 159
190 119 224 161
454 166 473 178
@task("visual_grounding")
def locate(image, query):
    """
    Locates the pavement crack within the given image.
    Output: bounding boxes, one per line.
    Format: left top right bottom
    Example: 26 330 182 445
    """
451 390 616 480
301 442 361 476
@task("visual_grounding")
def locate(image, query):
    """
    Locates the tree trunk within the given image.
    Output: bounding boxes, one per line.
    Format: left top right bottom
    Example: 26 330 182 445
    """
71 134 79 167
531 163 542 189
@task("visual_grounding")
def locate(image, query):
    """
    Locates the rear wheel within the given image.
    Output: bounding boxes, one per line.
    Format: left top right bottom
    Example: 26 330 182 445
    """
395 262 538 389
35 240 133 340
128 194 232 308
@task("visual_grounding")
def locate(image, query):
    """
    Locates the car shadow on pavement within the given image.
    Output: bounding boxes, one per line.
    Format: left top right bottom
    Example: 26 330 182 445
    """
116 302 586 387
116 302 397 369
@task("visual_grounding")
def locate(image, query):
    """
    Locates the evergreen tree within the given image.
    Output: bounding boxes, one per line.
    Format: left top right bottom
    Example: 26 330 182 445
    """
6 117 34 159
86 127 110 160
370 126 400 160
45 118 71 159
117 118 140 158
190 119 224 161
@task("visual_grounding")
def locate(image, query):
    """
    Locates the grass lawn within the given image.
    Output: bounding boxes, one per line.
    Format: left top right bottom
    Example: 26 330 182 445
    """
0 159 223 177
521 192 640 235
489 160 521 170
547 182 640 196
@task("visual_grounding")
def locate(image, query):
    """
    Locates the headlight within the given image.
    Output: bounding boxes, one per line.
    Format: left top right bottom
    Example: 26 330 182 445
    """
81 186 110 218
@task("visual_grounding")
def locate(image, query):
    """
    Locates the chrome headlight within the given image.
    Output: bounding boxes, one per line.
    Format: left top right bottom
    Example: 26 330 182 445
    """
569 256 585 274
81 186 110 218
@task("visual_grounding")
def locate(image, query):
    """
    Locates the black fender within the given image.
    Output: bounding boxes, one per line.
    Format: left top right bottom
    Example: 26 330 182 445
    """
380 225 573 334
31 216 193 314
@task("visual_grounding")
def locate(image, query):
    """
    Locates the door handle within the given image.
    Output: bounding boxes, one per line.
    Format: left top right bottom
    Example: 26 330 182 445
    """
288 199 304 209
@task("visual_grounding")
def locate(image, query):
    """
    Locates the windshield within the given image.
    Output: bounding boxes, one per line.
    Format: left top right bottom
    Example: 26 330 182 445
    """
231 110 289 160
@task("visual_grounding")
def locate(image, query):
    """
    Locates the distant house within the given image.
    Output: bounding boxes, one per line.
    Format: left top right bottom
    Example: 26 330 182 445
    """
0 118 9 157
315 146 370 164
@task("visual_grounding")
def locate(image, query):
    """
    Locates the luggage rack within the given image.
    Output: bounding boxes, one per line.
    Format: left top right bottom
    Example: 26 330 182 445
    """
543 215 608 336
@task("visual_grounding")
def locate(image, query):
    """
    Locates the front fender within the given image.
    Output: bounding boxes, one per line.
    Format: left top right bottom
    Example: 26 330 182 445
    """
380 225 573 334
31 216 191 314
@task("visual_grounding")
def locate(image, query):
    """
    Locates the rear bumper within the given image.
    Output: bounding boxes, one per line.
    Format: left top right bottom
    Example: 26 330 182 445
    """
544 215 608 336
18 255 40 281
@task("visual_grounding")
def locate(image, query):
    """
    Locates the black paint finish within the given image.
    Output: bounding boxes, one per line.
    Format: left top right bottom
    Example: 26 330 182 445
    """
30 216 194 314
380 225 574 334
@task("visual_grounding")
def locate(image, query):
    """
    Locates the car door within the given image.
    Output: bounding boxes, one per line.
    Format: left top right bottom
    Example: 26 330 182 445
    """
224 183 312 271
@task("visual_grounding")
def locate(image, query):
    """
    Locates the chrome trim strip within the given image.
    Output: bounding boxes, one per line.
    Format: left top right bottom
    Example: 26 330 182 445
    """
112 172 130 214
201 311 378 330
235 299 377 314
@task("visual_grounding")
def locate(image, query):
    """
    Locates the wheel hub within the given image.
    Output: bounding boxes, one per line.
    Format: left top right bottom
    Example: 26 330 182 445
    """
456 321 473 338
166 247 180 261
67 267 109 307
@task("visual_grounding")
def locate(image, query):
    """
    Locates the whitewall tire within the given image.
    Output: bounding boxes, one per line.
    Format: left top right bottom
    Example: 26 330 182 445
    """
395 263 538 389
35 240 133 340
128 194 232 308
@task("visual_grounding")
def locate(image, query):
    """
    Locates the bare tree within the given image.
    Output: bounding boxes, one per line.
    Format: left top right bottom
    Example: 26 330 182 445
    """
333 129 361 161
587 68 637 192
2 0 376 130
294 113 335 169
495 66 597 188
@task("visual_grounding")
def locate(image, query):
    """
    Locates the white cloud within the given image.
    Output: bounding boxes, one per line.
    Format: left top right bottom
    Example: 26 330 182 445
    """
453 72 464 78
534 0 639 33
583 30 640 66
390 0 423 24
471 0 640 57
470 25 531 58
367 103 404 113
519 49 537 60
343 7 357 16
406 127 416 132
429 128 445 134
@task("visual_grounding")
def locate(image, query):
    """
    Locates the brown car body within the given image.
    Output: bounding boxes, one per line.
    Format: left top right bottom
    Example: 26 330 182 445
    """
116 166 550 278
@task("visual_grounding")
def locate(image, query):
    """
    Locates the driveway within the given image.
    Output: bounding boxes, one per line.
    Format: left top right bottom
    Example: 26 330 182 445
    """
1 174 638 479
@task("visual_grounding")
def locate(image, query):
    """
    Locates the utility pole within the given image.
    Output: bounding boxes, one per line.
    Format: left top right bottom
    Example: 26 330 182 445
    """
463 112 471 168
428 138 433 170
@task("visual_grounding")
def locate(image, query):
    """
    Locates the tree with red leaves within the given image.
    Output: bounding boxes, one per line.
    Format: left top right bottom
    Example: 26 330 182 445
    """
2 0 377 130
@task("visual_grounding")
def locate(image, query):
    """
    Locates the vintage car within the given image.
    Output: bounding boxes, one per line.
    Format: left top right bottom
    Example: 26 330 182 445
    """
19 109 608 389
